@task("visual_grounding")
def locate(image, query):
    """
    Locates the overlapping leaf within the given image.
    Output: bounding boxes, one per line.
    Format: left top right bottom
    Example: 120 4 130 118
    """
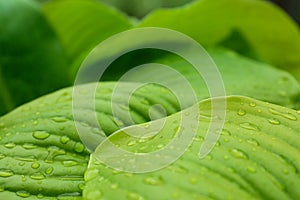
85 96 300 200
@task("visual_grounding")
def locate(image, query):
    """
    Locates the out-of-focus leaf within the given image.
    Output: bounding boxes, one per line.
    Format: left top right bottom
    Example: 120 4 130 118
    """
100 47 300 109
139 0 300 81
85 96 300 200
42 0 133 77
0 0 69 115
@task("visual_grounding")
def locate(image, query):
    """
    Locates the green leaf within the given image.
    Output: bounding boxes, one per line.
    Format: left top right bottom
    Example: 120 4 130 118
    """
139 0 300 81
0 81 180 198
85 96 300 200
163 48 300 109
42 0 133 77
103 47 300 108
0 0 69 115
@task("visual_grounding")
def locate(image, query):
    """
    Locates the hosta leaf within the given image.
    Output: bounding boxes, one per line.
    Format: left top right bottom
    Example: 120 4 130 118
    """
106 47 300 108
0 82 180 199
161 48 300 109
85 96 300 200
0 0 69 115
139 0 300 81
42 0 133 77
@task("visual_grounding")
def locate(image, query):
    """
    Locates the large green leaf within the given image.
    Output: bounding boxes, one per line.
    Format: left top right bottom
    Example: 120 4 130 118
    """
0 0 69 115
101 47 300 109
42 0 133 77
0 82 180 199
139 0 300 81
85 96 300 200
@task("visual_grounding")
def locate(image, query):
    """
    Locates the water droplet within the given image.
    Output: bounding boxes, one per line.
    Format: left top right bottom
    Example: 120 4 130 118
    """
239 122 260 131
223 155 230 160
237 109 246 116
0 169 14 177
246 166 256 173
30 172 45 180
249 102 256 107
246 138 259 146
60 136 70 144
282 169 289 175
206 155 213 160
32 131 50 140
31 162 40 169
74 143 85 153
16 157 36 162
32 120 39 126
268 118 280 125
19 162 25 166
0 154 6 160
78 183 85 190
62 160 78 167
16 190 31 198
21 175 26 182
157 144 164 149
23 143 37 149
127 140 137 146
110 183 118 189
223 138 230 142
4 143 16 149
127 192 144 200
143 176 162 186
37 194 44 199
45 167 53 175
221 129 231 136
229 149 248 159
51 117 68 123
269 108 297 121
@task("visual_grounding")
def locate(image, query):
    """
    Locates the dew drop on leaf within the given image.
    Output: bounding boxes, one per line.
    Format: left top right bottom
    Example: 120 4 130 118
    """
0 154 5 160
4 143 16 149
30 172 45 180
237 109 246 116
0 169 14 177
51 116 68 123
31 162 40 169
23 143 37 149
62 160 79 167
16 190 31 198
45 167 54 175
74 142 85 153
32 131 50 140
269 108 297 121
60 136 70 144
246 138 259 146
229 149 248 159
268 118 281 125
239 122 260 131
